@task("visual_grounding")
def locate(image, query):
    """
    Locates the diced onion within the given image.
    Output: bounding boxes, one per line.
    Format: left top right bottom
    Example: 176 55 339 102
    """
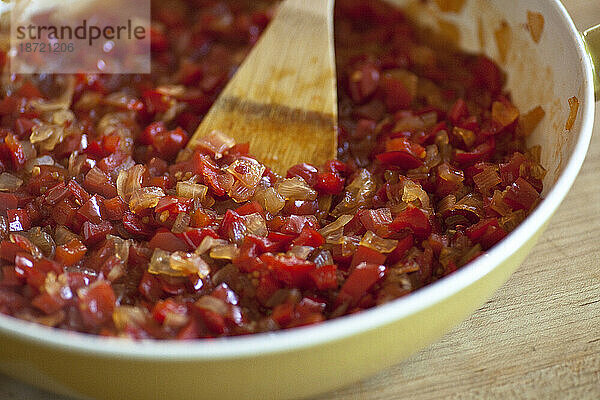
107 235 131 262
25 227 56 258
149 248 182 276
228 179 256 203
331 169 376 216
276 177 317 201
28 76 74 112
437 194 457 215
170 251 211 278
195 236 228 255
473 167 501 195
113 306 148 330
195 296 228 316
452 193 485 219
242 213 267 237
30 124 65 151
52 110 75 125
360 231 398 254
252 186 285 214
117 164 146 201
197 130 235 159
453 127 476 147
129 186 165 213
319 214 354 242
226 157 266 188
25 155 55 174
176 181 208 200
287 245 314 260
171 213 191 234
55 226 80 246
402 179 430 209
210 243 239 260
0 172 23 191
311 249 334 267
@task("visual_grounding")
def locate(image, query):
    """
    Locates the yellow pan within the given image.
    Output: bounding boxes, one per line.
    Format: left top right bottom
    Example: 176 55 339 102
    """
0 1 598 399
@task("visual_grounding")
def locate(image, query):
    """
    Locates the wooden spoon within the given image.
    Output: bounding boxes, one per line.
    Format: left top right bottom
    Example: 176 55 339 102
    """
186 0 338 175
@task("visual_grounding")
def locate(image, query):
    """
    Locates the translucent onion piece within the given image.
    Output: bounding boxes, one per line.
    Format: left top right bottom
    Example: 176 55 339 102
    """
117 164 146 201
385 69 418 99
28 76 74 112
107 262 126 282
252 186 285 214
437 194 457 215
195 236 228 255
360 231 398 254
20 140 36 160
453 127 476 147
107 235 131 262
333 235 360 257
129 186 165 214
331 169 376 216
319 214 354 242
176 181 208 200
402 179 430 209
30 124 65 151
473 167 501 195
276 177 317 201
420 111 438 129
113 306 148 330
287 245 314 260
226 157 266 188
424 145 441 169
452 193 485 219
25 227 55 258
55 225 80 246
96 113 135 153
149 248 179 276
228 179 256 203
52 110 75 125
171 213 191 234
0 173 23 191
156 85 185 97
170 251 210 278
310 249 334 267
74 92 102 111
197 130 235 159
499 210 527 232
210 243 240 260
67 153 86 177
242 213 268 237
195 296 228 316
25 155 55 173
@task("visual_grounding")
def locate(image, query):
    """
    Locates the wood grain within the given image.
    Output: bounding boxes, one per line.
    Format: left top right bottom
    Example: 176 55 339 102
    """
2 0 599 399
187 0 337 175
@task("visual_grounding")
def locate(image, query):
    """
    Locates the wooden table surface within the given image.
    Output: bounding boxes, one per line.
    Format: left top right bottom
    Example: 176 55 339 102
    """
3 0 600 399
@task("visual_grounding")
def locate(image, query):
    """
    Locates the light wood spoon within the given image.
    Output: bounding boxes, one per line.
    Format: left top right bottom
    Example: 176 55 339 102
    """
186 0 338 175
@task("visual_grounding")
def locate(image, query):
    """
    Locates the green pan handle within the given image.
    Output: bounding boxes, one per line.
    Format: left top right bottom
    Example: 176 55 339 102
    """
584 24 600 100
